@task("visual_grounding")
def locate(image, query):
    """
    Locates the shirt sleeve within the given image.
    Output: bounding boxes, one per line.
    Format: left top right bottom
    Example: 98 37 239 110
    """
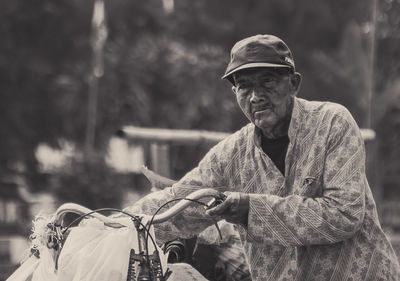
123 141 228 243
243 108 367 246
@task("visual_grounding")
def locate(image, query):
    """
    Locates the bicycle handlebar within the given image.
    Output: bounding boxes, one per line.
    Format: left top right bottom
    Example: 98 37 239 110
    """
53 203 127 228
53 188 225 227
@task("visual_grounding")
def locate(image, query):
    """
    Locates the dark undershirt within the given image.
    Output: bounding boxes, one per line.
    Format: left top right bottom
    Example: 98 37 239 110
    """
261 134 290 175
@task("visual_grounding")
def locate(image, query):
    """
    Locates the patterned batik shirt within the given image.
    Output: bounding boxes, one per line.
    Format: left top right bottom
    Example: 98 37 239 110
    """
126 97 400 281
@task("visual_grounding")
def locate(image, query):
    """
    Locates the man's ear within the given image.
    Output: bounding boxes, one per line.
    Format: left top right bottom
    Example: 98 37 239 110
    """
231 85 236 94
289 72 302 95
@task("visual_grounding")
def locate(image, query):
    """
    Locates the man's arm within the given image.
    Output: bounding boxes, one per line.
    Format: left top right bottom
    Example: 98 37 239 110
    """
243 108 366 246
124 142 228 243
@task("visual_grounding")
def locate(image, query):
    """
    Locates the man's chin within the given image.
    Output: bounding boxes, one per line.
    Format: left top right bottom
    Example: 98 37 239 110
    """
254 118 274 130
253 112 276 127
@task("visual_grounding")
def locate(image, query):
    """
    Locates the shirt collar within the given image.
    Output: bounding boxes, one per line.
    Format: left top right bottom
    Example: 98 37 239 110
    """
288 96 302 142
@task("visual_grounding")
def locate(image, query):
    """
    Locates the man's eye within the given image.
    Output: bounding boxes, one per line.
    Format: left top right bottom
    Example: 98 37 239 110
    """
237 84 251 91
263 78 277 83
261 78 277 87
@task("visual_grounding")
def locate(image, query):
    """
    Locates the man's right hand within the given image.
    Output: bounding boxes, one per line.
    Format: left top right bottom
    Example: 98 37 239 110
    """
205 192 249 226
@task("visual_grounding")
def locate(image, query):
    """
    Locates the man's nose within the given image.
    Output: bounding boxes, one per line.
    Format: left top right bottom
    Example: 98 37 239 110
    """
250 89 265 103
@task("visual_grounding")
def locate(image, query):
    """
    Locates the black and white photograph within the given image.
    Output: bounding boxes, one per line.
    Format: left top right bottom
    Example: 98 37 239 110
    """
2 0 400 280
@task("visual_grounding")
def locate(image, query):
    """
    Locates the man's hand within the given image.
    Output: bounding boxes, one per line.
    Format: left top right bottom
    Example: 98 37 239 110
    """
205 192 249 226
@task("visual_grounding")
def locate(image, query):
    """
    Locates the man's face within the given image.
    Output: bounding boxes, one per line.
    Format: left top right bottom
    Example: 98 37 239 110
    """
232 68 300 135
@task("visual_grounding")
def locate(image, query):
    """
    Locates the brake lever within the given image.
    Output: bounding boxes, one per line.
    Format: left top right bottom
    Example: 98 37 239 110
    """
204 193 227 210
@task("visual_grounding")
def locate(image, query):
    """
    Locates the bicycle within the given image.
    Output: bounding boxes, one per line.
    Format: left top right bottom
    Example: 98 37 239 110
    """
7 188 226 281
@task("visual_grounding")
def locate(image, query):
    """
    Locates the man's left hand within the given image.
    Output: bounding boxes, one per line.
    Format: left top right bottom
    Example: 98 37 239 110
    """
205 192 249 226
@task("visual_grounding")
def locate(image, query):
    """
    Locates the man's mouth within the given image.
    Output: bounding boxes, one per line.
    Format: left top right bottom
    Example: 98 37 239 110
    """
252 104 272 114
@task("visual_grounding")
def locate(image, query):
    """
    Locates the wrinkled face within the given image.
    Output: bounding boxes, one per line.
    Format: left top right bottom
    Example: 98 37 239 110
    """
232 68 301 134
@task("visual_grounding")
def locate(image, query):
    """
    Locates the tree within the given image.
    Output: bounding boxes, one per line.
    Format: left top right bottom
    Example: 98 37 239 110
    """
1 0 399 210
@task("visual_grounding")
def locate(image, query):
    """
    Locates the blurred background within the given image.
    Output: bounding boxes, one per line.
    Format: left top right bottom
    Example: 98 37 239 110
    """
1 0 400 279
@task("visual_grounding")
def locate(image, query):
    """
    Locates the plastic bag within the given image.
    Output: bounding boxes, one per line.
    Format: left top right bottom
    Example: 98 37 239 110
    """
6 256 40 281
7 213 58 281
56 217 167 281
8 216 167 281
31 245 58 281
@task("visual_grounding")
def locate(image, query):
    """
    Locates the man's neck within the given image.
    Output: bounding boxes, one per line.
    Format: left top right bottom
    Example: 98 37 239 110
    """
260 119 290 139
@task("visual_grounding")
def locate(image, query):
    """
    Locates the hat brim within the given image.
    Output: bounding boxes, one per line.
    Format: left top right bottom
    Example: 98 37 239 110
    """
222 62 293 80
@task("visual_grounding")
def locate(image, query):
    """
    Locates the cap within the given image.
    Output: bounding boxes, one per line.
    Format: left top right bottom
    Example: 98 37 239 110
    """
222 34 295 84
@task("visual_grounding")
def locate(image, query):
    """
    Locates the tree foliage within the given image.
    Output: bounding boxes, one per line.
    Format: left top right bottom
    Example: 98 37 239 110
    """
1 0 399 206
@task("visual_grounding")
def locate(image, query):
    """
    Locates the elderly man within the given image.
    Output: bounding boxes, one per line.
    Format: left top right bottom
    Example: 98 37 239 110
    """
126 34 400 280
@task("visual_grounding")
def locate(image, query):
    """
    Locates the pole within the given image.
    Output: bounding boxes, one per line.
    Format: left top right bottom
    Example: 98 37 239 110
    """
85 0 108 159
366 0 381 214
367 0 378 129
